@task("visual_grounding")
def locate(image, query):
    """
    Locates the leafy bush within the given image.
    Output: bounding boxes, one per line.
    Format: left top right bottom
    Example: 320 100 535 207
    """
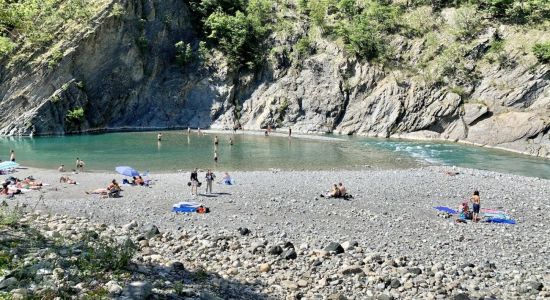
0 36 15 57
293 36 315 61
335 1 399 61
451 4 484 40
66 107 85 123
48 48 64 69
532 42 550 63
401 6 439 37
76 236 136 272
0 206 22 227
111 3 124 18
175 41 193 66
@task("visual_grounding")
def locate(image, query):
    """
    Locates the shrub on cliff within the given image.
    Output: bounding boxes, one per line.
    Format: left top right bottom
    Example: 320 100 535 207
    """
533 42 550 63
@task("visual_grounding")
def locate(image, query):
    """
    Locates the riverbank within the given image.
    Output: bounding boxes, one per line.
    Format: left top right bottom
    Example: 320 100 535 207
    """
2 166 549 299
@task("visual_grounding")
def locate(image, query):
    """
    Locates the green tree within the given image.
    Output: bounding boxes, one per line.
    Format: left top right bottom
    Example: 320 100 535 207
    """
205 10 250 67
175 41 193 66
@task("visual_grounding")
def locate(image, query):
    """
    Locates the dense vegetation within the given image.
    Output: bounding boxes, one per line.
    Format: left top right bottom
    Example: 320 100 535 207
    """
0 0 106 64
186 0 549 75
1 0 548 73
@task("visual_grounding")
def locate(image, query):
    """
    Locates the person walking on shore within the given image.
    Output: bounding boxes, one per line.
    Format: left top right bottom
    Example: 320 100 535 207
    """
9 150 15 162
76 158 85 172
190 168 199 196
205 170 215 194
470 190 481 222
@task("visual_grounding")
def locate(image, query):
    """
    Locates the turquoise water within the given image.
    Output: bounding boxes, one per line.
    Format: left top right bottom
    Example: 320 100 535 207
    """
0 132 417 172
0 132 549 179
357 138 550 179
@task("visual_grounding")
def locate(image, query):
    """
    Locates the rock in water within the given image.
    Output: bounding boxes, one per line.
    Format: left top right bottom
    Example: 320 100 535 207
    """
324 242 344 254
125 281 152 300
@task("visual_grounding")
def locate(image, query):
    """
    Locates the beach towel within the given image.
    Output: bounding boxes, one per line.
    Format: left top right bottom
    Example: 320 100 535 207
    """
172 201 200 213
434 206 516 224
434 206 457 214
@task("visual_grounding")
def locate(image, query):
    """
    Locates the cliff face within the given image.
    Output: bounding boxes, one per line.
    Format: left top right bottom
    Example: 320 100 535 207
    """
0 0 548 158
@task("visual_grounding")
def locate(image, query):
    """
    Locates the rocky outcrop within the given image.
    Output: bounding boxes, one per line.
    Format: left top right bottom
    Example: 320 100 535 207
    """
0 0 548 158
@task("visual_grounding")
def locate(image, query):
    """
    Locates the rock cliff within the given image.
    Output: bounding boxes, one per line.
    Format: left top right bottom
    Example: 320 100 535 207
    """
0 0 548 158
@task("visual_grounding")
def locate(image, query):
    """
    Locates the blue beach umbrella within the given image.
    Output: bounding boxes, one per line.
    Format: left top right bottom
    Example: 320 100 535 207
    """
115 166 140 177
0 161 19 170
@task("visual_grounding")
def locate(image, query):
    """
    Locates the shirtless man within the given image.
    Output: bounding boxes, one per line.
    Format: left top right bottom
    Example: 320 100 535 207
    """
157 132 162 142
9 150 15 162
338 182 347 196
470 190 481 222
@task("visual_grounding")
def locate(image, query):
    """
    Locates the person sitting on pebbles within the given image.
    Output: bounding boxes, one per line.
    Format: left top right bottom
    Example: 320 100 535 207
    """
59 176 77 185
321 184 341 198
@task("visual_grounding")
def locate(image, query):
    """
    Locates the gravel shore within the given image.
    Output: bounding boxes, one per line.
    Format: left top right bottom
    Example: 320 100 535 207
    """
3 166 550 299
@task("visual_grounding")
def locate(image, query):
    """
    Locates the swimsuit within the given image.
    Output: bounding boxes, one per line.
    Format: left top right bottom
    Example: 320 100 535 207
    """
473 204 480 214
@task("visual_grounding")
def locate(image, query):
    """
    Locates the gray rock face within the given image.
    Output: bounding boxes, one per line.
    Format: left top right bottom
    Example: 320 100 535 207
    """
0 0 548 158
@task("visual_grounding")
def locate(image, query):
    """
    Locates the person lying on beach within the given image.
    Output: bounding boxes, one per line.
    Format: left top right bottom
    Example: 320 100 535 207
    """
0 183 21 196
16 177 43 190
86 180 122 195
59 176 77 184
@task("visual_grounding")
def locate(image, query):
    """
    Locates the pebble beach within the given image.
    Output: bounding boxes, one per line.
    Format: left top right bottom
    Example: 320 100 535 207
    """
1 165 548 299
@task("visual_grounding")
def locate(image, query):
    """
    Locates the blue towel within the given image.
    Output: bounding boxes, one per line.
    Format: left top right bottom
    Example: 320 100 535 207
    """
434 206 457 214
172 201 200 213
485 218 516 224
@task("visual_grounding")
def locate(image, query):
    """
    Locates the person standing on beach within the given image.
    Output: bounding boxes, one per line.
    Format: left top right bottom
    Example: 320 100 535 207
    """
205 170 215 194
190 168 199 196
76 158 85 172
187 127 191 135
198 128 202 135
9 150 15 162
470 190 481 222
288 127 292 137
157 132 162 141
